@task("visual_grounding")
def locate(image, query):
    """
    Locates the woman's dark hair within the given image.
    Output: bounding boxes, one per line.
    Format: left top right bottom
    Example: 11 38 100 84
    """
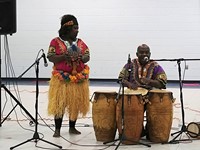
58 14 78 39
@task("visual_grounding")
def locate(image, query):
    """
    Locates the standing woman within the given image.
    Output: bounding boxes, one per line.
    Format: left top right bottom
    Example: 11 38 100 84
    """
47 14 90 137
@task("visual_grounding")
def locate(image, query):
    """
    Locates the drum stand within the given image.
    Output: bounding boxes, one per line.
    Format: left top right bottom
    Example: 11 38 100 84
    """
103 81 151 149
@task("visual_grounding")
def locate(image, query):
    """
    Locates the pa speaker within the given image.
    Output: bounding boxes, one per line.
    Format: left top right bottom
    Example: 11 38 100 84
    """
0 0 17 35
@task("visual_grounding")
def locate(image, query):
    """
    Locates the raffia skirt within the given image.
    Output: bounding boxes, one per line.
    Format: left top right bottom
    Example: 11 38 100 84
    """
47 75 90 121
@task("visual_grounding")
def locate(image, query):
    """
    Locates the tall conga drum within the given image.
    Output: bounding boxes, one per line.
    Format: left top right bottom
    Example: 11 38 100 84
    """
146 89 175 143
91 91 117 142
116 88 147 144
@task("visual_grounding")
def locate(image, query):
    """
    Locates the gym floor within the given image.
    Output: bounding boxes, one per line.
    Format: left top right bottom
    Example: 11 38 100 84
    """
0 80 200 150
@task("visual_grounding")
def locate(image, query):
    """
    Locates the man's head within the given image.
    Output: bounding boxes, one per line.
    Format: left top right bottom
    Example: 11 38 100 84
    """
136 44 151 65
58 14 79 41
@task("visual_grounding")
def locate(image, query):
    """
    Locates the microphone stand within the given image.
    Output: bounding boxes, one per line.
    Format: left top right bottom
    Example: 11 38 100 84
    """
104 54 151 149
10 52 62 149
104 81 150 149
153 58 200 143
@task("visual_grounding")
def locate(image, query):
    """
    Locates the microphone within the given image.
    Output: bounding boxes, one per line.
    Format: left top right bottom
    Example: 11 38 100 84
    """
144 56 149 62
42 50 48 67
128 54 131 64
128 54 132 73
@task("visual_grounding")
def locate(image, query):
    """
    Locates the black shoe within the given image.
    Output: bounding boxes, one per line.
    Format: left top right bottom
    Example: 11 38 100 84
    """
53 129 60 137
69 127 81 134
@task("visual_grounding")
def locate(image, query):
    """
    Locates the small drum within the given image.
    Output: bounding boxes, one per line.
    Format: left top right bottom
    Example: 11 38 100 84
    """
146 89 175 143
91 91 117 142
116 88 147 144
187 122 200 138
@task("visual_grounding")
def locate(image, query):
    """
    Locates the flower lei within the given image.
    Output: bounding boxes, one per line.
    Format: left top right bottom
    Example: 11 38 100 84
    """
52 65 89 83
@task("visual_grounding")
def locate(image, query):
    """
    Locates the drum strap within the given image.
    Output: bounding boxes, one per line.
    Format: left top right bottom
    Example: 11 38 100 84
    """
127 95 131 105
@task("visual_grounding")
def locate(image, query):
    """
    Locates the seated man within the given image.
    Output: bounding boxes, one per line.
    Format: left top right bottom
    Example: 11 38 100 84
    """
118 44 167 138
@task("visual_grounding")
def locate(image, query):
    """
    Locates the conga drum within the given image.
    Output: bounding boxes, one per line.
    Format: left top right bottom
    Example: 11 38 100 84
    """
116 88 148 144
187 122 200 138
146 89 175 143
91 91 117 142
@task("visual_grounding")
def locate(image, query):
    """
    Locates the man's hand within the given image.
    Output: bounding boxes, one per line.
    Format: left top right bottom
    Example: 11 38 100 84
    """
140 77 151 85
122 79 138 90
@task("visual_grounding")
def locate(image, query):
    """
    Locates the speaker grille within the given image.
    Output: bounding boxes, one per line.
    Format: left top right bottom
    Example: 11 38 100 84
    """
0 0 17 35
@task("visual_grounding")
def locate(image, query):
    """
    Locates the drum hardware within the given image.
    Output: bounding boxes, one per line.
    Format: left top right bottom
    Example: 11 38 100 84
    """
103 82 151 149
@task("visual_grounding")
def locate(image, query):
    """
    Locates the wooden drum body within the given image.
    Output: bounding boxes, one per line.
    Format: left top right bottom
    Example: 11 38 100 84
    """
91 91 117 142
116 90 145 144
146 89 175 143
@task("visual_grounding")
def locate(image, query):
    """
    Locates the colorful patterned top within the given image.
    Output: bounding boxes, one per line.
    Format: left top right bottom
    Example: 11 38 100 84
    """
47 37 90 83
118 58 167 89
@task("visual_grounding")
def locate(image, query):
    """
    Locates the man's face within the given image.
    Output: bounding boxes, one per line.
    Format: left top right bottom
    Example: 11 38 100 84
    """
69 25 79 41
136 48 151 65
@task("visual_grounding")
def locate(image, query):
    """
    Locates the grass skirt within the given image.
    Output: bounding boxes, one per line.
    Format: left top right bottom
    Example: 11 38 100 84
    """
48 75 90 121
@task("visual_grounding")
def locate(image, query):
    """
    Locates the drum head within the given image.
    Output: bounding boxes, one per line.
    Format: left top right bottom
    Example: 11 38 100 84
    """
187 122 200 138
149 89 172 94
94 90 117 94
123 87 148 96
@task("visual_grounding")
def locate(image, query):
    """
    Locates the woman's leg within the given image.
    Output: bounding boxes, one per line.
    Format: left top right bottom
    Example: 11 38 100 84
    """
69 120 81 134
53 117 63 137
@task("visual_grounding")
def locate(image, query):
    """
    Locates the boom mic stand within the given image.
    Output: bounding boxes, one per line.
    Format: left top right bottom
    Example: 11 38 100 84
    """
0 35 36 126
169 58 200 143
10 51 62 149
153 58 200 143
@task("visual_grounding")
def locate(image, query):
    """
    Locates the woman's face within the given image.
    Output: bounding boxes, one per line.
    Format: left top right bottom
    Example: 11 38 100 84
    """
68 25 79 41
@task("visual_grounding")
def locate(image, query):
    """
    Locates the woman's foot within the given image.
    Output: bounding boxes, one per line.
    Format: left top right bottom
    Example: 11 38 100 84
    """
69 127 81 134
53 129 60 137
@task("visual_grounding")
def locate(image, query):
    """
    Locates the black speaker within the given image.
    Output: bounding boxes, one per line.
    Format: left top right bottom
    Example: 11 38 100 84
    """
0 0 16 35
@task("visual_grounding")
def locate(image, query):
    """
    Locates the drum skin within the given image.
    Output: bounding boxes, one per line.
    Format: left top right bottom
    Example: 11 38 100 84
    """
116 94 144 144
187 122 200 138
146 89 174 143
92 91 117 142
